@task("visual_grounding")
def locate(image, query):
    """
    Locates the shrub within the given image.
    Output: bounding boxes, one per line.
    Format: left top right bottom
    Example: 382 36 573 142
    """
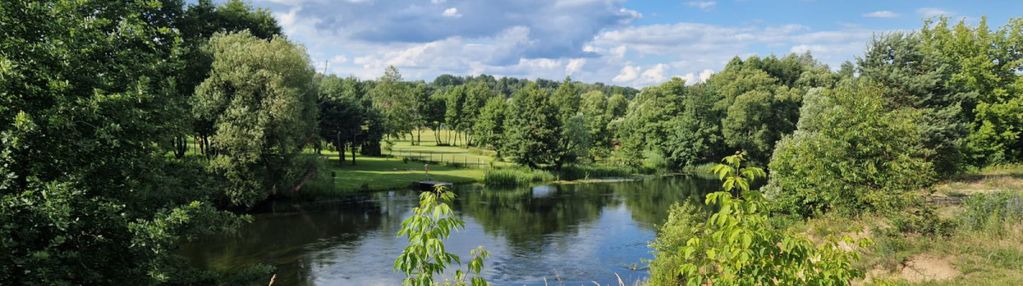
649 152 864 285
767 83 934 216
395 186 489 286
483 168 555 187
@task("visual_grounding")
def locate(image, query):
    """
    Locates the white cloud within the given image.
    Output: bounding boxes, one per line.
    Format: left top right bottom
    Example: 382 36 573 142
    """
442 7 461 18
687 1 716 10
863 10 898 18
917 8 952 18
612 65 640 82
260 0 893 87
566 58 586 75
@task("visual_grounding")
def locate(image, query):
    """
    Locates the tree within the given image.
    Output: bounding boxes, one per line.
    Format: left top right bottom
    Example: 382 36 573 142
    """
473 97 507 155
503 83 563 168
858 31 970 176
606 93 629 119
370 66 415 139
444 85 467 145
1 1 242 284
767 81 934 216
551 78 588 167
319 75 367 165
177 0 282 158
616 78 687 168
461 81 496 146
580 91 610 157
193 31 317 207
410 82 433 145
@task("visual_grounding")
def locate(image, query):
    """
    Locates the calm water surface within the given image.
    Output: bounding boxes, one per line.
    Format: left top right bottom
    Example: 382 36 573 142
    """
181 177 717 285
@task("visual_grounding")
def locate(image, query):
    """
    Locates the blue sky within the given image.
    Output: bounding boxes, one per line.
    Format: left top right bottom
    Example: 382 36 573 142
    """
247 0 1023 87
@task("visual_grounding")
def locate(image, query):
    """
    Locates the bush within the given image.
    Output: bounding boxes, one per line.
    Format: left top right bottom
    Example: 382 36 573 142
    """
483 168 555 187
767 83 934 216
650 153 864 285
647 202 703 286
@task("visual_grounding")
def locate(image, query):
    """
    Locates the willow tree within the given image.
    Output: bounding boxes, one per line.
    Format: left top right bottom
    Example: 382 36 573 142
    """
193 31 317 207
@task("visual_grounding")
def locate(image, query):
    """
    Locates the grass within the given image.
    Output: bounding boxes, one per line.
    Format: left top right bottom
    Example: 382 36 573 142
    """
383 129 514 168
309 150 485 196
483 167 556 187
797 164 1023 285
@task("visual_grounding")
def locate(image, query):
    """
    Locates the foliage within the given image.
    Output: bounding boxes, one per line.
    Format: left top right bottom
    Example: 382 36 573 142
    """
193 31 318 207
502 83 564 168
0 1 247 284
650 153 862 285
767 81 935 216
483 168 556 187
371 66 416 137
472 97 507 152
395 187 489 286
319 75 373 165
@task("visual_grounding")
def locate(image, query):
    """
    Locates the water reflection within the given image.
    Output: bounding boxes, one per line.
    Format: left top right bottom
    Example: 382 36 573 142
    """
180 176 715 285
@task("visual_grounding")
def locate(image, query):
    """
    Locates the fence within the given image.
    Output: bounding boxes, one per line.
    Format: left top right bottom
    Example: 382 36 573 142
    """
387 149 491 169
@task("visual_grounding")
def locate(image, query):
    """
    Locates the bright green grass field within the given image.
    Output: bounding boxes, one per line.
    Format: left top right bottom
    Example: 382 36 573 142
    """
317 129 506 194
382 129 514 168
318 150 484 193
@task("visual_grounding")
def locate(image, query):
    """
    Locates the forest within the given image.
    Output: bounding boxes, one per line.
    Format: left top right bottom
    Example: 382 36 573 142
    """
2 0 1023 285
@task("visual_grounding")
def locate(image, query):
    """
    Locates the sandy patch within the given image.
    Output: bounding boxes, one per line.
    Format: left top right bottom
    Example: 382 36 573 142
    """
899 254 959 283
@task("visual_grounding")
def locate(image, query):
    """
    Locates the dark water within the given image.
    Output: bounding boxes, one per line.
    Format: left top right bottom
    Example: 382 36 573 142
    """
180 176 717 286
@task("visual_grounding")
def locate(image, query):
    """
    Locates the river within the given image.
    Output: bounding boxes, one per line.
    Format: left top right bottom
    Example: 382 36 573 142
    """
180 176 717 285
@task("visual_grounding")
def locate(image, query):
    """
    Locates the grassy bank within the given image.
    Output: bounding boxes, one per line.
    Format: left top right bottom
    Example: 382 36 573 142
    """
798 164 1023 285
308 151 484 196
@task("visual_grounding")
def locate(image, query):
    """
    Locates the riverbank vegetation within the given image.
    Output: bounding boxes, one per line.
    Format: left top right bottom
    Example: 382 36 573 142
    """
3 0 1023 284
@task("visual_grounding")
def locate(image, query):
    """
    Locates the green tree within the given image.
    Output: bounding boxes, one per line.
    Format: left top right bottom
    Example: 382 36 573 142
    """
177 0 282 158
0 1 243 284
606 93 630 119
193 31 317 207
319 75 368 165
580 91 610 157
443 85 468 145
767 81 934 215
395 187 489 286
370 66 415 139
473 97 507 155
461 81 497 146
503 83 563 168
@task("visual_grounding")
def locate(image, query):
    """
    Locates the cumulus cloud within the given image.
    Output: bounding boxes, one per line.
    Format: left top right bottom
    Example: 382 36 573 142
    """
863 10 898 18
566 58 587 75
442 7 461 18
612 65 640 82
253 0 892 87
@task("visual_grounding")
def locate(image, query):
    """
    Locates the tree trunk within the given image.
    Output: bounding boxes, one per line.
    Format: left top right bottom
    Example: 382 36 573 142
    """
336 132 344 165
350 145 357 165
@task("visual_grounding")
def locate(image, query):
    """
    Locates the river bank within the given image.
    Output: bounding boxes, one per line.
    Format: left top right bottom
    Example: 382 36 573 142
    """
798 164 1023 285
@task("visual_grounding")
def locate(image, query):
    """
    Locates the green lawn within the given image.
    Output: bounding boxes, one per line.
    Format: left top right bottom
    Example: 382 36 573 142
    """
317 150 484 194
314 129 510 194
382 129 514 168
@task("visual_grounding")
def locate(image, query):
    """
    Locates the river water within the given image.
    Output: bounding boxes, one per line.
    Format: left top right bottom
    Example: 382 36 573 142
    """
181 176 717 285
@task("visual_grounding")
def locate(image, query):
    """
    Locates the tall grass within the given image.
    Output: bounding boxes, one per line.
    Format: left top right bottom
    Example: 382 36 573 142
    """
959 191 1023 233
484 167 555 187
